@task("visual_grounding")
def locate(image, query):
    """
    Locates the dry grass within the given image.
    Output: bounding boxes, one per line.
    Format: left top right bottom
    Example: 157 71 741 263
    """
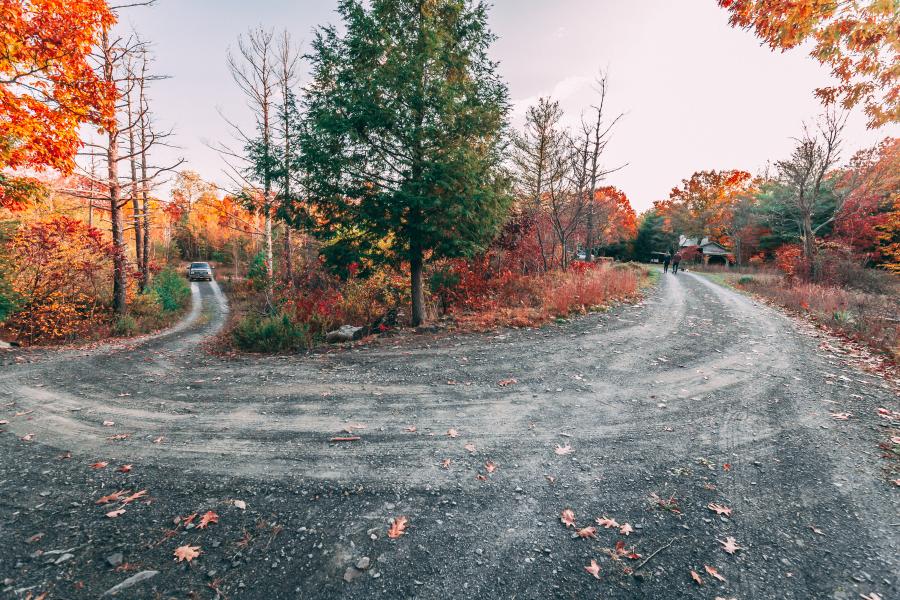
457 263 651 330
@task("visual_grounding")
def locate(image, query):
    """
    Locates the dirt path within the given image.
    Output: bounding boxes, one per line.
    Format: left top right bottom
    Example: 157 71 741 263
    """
0 273 897 599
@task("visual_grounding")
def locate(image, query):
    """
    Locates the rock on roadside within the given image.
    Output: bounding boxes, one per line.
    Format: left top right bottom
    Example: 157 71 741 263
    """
326 325 364 344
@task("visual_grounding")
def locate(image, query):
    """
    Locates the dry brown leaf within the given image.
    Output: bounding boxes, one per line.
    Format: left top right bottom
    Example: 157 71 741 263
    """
173 544 201 562
117 464 132 473
585 559 601 579
830 412 851 420
447 428 459 438
387 516 408 539
198 510 219 529
464 443 476 453
329 436 361 442
719 536 742 554
152 436 164 444
485 461 497 473
554 443 573 455
498 378 517 387
102 420 115 427
576 526 597 539
20 433 34 442
233 500 246 510
705 565 726 582
691 569 703 585
860 593 883 600
107 433 130 441
707 503 733 517
560 509 576 528
722 463 731 471
475 474 487 481
404 425 417 433
106 508 126 518
619 523 633 536
440 459 452 469
120 489 147 505
90 461 109 469
596 516 620 529
96 490 129 505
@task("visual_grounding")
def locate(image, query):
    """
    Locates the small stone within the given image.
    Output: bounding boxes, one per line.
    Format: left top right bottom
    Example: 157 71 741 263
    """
106 552 123 567
343 567 361 583
356 557 370 570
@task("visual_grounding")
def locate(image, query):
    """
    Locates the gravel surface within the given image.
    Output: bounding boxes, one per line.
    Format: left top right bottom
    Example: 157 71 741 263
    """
0 273 897 599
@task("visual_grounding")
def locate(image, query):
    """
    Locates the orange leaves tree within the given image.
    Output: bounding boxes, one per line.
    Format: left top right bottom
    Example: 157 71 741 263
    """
0 0 116 207
718 0 899 128
655 170 753 244
2 215 113 342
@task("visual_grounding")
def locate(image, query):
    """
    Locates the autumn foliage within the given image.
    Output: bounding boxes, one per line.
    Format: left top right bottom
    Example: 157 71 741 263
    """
0 0 115 175
2 215 113 341
718 0 899 127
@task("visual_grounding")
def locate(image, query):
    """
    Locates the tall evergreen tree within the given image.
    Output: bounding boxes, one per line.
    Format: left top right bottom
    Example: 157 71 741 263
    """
299 0 511 326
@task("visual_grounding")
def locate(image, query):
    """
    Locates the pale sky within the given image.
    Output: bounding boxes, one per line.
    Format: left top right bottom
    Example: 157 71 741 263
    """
124 0 898 212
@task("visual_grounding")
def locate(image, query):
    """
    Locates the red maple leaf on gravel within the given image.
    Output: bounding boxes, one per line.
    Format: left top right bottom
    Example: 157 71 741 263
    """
560 509 576 528
198 511 219 529
576 526 597 539
719 537 742 554
584 559 601 579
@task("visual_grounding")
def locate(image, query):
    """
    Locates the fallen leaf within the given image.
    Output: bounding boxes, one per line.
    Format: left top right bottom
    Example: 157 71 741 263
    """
722 463 731 471
343 423 367 433
387 516 408 539
117 464 132 473
58 451 72 460
554 443 573 455
595 516 619 529
152 436 164 444
102 420 115 427
329 436 361 442
585 559 601 579
691 569 703 585
576 526 597 539
464 443 476 453
96 490 129 505
619 523 633 536
106 509 126 518
173 544 201 562
705 565 726 582
447 428 459 438
27 532 45 543
475 474 487 481
860 593 882 600
560 509 576 528
90 461 109 469
613 540 641 559
719 536 742 554
809 525 825 536
545 475 556 484
20 433 34 442
120 489 147 505
707 503 733 517
0 420 7 425
485 461 497 473
233 500 246 510
440 459 452 469
498 378 517 387
830 412 851 420
198 511 219 529
107 433 130 441
404 425 417 433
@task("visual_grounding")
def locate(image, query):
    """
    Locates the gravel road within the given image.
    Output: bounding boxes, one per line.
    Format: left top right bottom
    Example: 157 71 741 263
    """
0 272 897 599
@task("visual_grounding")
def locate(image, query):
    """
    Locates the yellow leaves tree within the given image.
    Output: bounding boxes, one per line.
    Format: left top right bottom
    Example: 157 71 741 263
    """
719 0 899 128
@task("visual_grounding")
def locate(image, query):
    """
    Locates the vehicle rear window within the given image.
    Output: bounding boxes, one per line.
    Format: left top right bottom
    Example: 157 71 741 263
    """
190 263 209 268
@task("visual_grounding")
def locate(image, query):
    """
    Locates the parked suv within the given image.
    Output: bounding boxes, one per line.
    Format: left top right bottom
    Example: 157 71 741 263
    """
187 262 213 282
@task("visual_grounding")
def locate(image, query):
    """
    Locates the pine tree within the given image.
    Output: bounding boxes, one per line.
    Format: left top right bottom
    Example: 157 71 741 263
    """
299 0 511 326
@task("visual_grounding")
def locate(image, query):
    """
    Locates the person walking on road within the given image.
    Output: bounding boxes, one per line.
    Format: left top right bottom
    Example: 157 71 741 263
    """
672 252 682 274
663 252 671 273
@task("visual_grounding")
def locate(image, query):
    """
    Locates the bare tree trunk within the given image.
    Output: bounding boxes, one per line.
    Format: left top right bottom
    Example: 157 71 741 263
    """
410 242 425 327
126 76 144 290
102 32 128 315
